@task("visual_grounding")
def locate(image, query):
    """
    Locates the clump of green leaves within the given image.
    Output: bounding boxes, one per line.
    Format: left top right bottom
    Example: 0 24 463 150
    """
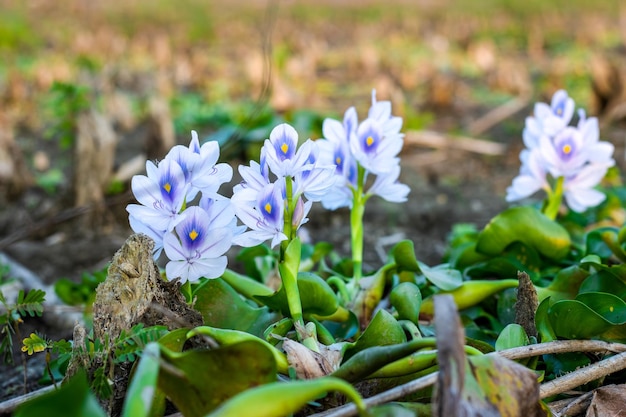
54 267 107 319
0 289 46 364
43 81 91 149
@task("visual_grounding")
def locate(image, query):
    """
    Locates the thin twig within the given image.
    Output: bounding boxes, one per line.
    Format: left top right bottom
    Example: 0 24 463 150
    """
309 372 439 417
496 340 626 361
550 391 594 417
467 95 530 136
539 350 626 399
404 130 506 156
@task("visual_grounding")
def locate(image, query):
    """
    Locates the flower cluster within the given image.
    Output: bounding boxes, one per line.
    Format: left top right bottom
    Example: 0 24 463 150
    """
317 90 410 209
231 123 337 248
127 91 410 283
127 131 240 282
506 90 615 213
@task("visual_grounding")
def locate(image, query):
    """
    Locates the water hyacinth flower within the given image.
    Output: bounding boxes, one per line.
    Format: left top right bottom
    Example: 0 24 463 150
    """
507 90 615 214
232 123 336 248
523 89 575 149
128 131 235 269
317 90 409 210
165 130 233 200
263 123 313 178
163 206 233 282
232 182 288 249
127 158 189 233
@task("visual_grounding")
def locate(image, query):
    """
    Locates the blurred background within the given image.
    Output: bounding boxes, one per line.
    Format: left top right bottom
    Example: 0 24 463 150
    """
1 0 626 283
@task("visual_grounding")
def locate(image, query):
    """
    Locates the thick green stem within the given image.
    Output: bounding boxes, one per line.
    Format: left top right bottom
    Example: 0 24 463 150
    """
280 176 295 259
351 165 367 283
279 237 305 339
542 176 564 220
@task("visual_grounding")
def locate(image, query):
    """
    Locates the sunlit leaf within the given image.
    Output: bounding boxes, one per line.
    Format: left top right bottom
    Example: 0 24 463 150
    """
476 206 571 260
548 292 626 340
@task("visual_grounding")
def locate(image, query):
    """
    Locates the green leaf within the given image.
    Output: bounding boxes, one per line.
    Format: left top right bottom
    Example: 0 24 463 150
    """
255 272 339 317
158 340 277 417
548 292 626 340
421 279 519 315
343 309 406 361
579 270 626 299
390 240 462 290
495 324 529 351
16 289 45 317
193 278 278 336
535 298 556 343
235 244 276 282
15 370 106 417
390 282 422 324
205 377 366 417
21 333 47 355
465 242 541 281
121 343 160 417
417 262 463 291
390 240 420 271
476 206 571 260
585 227 620 261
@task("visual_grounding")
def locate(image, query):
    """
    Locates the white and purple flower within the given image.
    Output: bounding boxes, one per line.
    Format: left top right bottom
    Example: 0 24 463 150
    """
128 131 235 274
507 90 615 213
317 90 409 210
163 206 233 282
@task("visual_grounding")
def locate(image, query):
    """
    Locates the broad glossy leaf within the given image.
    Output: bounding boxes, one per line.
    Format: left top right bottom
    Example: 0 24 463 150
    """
205 377 366 417
548 292 626 340
193 278 278 336
390 282 422 324
476 206 571 260
255 272 339 317
536 264 590 302
495 324 529 351
535 298 556 343
343 309 406 361
158 340 277 417
447 241 490 270
466 242 541 281
390 240 420 271
579 271 626 299
15 370 106 417
417 262 463 291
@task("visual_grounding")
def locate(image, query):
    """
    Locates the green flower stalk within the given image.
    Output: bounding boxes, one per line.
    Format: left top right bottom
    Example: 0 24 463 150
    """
231 124 336 341
317 90 409 284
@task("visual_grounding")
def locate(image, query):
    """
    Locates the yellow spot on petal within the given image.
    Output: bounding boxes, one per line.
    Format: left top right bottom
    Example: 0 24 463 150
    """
557 108 562 115
189 229 199 241
366 136 374 147
335 156 342 165
562 144 572 155
163 182 172 193
264 202 272 214
281 143 289 154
